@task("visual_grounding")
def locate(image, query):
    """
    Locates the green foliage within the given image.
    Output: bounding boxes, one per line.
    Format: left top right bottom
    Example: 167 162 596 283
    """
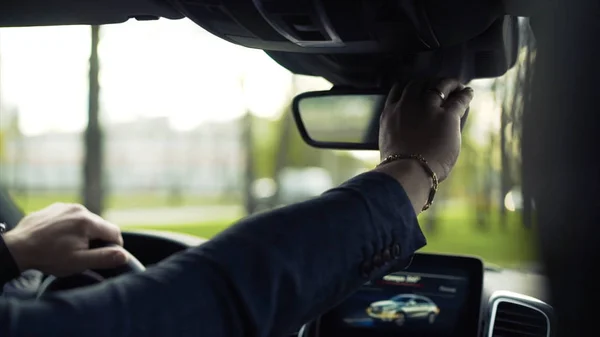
251 116 280 178
285 123 323 168
0 131 5 162
419 203 536 266
250 106 326 179
250 108 364 182
0 108 21 163
122 205 536 267
11 192 240 215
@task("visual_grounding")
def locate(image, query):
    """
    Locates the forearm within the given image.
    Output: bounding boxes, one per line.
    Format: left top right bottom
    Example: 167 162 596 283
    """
0 233 21 290
193 172 427 335
0 172 427 337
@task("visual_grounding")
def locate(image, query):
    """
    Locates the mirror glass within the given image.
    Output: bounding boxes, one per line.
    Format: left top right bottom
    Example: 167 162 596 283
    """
294 93 386 147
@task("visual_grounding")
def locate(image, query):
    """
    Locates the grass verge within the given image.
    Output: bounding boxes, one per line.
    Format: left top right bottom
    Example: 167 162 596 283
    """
10 193 240 214
122 214 536 268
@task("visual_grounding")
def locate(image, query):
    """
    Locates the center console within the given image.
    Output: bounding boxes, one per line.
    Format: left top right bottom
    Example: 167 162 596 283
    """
310 254 484 337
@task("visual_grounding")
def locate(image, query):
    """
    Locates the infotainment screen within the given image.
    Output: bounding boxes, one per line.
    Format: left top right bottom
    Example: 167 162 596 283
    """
318 254 483 337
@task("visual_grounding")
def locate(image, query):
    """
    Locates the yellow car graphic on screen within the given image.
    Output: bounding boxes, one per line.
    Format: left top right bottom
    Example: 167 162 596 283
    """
367 294 440 327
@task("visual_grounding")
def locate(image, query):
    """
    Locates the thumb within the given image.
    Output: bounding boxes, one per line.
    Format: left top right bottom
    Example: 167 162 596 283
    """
71 246 129 271
443 87 474 119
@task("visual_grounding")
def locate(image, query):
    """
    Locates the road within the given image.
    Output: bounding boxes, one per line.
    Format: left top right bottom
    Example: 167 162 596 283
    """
105 205 244 226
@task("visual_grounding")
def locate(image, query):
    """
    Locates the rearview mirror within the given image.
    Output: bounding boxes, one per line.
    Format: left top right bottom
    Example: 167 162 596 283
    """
292 90 386 150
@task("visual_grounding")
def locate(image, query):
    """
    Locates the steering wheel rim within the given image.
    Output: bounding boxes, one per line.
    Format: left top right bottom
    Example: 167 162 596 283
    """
36 242 145 298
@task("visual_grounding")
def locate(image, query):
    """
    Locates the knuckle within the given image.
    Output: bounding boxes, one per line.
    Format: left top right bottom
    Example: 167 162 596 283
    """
61 203 87 214
70 204 86 212
71 214 94 231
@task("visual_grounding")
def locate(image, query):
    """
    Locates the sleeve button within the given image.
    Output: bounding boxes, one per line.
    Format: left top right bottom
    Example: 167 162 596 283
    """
372 253 383 267
360 260 372 278
382 248 392 262
392 244 401 259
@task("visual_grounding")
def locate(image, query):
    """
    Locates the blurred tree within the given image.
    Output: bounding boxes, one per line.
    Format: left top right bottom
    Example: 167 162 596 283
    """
500 94 510 228
269 76 297 206
327 152 367 185
271 107 293 206
465 140 489 231
475 80 501 231
494 75 517 229
520 22 536 229
252 117 279 178
285 127 325 168
498 19 536 228
168 131 183 206
242 111 257 214
485 131 497 224
249 74 368 209
82 25 104 215
437 99 489 232
0 107 23 194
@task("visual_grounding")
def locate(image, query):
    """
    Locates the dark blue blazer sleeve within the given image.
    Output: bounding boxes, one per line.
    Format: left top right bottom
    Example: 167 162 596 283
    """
0 172 426 337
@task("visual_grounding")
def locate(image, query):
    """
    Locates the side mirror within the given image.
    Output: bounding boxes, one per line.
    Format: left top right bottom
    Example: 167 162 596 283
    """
292 90 386 150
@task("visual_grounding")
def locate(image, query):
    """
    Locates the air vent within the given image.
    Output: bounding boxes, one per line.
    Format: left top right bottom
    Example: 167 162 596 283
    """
487 291 553 337
491 301 548 337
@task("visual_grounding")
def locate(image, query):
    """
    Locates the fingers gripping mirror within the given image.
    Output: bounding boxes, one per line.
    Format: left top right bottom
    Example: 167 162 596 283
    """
292 90 387 150
292 89 470 150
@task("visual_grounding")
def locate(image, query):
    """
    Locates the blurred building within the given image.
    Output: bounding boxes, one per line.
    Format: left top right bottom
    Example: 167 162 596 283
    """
0 117 243 195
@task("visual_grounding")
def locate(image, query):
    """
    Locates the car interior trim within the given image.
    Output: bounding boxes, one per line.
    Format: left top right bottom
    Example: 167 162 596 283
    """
485 290 552 337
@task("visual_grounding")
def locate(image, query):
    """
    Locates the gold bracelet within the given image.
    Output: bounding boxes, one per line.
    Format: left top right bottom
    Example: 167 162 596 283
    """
378 154 438 211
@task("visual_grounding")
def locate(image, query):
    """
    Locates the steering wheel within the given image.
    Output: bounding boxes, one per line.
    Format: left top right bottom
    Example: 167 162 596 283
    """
36 241 145 298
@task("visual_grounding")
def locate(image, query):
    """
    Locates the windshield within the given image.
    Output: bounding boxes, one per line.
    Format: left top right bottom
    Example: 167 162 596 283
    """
0 19 535 268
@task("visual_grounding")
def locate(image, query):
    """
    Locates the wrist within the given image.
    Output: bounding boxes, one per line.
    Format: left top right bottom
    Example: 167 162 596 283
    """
374 159 432 214
3 232 29 272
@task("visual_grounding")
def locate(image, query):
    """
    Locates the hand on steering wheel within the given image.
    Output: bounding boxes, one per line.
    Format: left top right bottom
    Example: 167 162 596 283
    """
4 203 131 276
37 240 145 298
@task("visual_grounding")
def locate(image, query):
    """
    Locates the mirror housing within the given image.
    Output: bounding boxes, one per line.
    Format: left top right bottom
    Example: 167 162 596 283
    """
293 88 470 150
292 89 386 150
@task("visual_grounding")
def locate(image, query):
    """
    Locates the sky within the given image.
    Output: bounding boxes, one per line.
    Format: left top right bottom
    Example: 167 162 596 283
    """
0 18 331 135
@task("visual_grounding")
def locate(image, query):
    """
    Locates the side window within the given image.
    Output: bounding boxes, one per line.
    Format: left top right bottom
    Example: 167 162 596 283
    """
392 295 408 302
415 299 430 305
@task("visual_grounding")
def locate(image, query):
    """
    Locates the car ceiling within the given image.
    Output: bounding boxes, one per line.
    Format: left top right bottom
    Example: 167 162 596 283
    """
0 0 524 89
0 0 183 26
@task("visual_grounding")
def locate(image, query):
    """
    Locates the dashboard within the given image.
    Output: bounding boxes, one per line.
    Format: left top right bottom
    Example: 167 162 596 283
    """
303 254 553 337
119 230 553 337
5 230 551 337
315 254 483 337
